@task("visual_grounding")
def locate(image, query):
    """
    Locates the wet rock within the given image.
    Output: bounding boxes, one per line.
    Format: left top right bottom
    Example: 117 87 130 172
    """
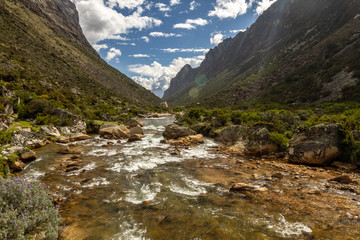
69 134 92 142
10 160 26 172
57 145 70 154
329 175 353 184
71 154 80 159
170 149 181 155
128 134 143 142
289 123 341 165
230 183 257 192
99 125 130 139
185 134 204 144
127 118 142 128
271 172 284 179
12 130 47 148
65 166 80 172
245 127 279 155
130 126 144 135
160 139 167 144
332 161 357 171
40 125 61 137
162 124 196 140
57 137 70 143
20 150 36 163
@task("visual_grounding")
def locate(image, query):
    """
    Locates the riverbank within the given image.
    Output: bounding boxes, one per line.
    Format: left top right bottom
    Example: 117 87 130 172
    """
18 116 360 239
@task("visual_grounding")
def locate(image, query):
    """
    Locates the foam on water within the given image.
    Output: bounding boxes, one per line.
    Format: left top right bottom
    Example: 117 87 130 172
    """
66 162 97 176
82 177 110 188
87 149 118 157
266 214 312 237
111 215 148 240
169 176 209 196
124 183 161 204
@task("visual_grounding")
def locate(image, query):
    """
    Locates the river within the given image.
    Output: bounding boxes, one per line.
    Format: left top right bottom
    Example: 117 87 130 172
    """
22 117 360 239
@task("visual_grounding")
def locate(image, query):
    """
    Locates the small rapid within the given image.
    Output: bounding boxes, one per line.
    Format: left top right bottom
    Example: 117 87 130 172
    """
22 117 317 239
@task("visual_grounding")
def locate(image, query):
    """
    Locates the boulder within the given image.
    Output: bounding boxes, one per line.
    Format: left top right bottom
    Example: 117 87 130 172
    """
185 134 204 144
289 123 341 165
54 108 86 134
245 127 278 155
10 160 26 172
68 134 92 142
99 125 130 139
12 131 47 148
215 125 244 144
127 118 142 128
162 124 196 140
329 175 353 184
130 126 144 135
20 150 37 163
40 125 61 137
128 134 144 142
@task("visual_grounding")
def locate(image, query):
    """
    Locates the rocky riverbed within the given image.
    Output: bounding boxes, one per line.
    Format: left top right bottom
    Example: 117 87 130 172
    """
21 117 360 240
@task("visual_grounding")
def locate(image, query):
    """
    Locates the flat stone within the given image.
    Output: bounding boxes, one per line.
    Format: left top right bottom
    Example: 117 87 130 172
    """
329 175 353 184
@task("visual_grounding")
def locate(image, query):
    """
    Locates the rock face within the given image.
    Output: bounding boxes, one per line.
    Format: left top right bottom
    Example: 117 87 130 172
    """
245 127 278 155
54 109 86 134
162 124 196 140
289 123 341 165
99 125 130 139
163 0 360 106
12 131 47 148
40 125 61 137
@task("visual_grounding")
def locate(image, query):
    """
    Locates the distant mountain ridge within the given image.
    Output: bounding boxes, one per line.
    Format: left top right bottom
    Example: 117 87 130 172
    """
163 0 360 107
0 0 160 118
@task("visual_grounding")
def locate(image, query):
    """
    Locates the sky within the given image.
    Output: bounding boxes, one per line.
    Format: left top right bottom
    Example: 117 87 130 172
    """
72 0 277 97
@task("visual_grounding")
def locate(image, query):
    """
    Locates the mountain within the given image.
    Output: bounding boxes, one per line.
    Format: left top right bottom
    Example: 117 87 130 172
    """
0 0 160 120
163 0 360 107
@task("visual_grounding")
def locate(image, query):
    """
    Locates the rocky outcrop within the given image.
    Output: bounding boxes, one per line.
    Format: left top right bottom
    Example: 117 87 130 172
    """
99 125 130 139
245 127 278 155
0 114 10 131
215 125 243 144
54 109 86 134
12 131 47 148
40 125 61 137
162 124 196 140
163 64 198 99
289 123 341 165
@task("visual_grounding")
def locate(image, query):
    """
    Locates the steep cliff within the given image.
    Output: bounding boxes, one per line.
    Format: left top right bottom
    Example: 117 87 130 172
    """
164 0 360 107
0 0 160 119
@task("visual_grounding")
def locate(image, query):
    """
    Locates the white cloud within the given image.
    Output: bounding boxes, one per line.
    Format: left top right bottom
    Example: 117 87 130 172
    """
210 33 224 45
161 48 209 53
190 1 200 10
230 29 246 33
129 54 151 58
256 0 277 15
117 42 136 46
105 48 122 61
173 18 209 29
208 0 253 19
170 0 181 6
155 3 171 12
75 0 162 43
92 43 108 52
129 55 205 96
106 0 145 10
149 32 182 37
141 36 150 42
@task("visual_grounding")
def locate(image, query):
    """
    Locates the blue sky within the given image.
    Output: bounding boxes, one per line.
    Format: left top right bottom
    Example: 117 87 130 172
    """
73 0 277 97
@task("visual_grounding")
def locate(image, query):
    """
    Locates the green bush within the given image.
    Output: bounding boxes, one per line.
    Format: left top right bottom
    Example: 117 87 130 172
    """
270 132 289 152
0 130 12 146
211 108 230 126
0 176 62 239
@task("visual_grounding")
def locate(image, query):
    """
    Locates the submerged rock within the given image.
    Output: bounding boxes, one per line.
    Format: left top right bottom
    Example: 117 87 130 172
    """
162 124 196 140
289 123 341 165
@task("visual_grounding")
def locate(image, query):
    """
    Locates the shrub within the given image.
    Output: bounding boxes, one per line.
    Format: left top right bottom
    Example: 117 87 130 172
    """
0 130 12 146
270 132 289 152
211 108 230 126
0 176 62 239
